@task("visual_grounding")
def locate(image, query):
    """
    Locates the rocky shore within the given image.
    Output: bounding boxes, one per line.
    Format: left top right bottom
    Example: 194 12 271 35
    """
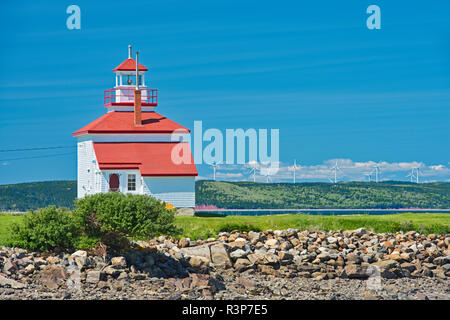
1 228 449 300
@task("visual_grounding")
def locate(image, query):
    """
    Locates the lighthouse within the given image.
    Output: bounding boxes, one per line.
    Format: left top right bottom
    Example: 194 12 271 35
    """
73 46 198 210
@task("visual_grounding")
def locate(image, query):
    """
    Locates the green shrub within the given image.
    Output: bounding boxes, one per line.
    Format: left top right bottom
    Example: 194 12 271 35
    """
7 206 79 252
73 193 181 246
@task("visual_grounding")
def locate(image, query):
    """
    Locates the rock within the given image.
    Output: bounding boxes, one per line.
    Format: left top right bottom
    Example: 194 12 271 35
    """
327 236 338 244
265 239 279 248
236 277 256 290
234 258 253 272
247 231 262 242
41 265 68 289
344 264 369 279
317 252 331 262
433 256 449 266
178 238 190 248
188 256 209 269
400 262 417 272
111 256 127 267
371 260 400 279
86 270 103 284
46 256 60 264
230 249 247 260
71 250 88 269
24 264 35 275
103 266 121 277
257 265 278 276
354 228 367 235
279 241 293 251
0 275 27 289
210 243 232 268
2 258 17 274
180 244 211 262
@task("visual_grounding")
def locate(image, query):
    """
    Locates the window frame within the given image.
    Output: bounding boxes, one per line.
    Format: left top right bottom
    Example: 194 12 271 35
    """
127 174 136 191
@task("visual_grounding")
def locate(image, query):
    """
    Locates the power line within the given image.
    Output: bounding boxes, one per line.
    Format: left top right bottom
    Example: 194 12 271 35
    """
0 152 76 162
0 146 76 152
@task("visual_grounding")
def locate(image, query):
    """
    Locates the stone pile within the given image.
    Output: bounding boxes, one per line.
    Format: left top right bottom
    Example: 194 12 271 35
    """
0 228 449 299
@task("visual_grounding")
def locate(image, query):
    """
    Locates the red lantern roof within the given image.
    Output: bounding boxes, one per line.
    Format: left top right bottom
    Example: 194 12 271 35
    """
113 58 148 72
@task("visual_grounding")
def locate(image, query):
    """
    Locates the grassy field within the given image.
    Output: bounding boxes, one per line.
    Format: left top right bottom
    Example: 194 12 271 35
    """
176 213 450 239
1 212 449 245
0 214 23 246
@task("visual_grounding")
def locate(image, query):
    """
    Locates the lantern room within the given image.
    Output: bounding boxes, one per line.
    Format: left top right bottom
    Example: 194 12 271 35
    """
104 45 158 107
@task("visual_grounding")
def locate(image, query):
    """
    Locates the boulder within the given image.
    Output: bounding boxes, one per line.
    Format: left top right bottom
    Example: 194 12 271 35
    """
40 265 68 289
210 243 232 268
180 244 211 262
71 250 88 269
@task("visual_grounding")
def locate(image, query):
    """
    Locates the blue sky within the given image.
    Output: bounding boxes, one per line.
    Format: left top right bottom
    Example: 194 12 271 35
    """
0 0 449 184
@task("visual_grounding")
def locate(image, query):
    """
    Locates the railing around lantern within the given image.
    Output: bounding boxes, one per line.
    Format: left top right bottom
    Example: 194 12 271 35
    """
104 87 158 106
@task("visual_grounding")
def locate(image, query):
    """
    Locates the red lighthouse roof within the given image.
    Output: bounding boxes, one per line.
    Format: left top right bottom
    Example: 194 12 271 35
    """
72 111 189 136
113 58 148 72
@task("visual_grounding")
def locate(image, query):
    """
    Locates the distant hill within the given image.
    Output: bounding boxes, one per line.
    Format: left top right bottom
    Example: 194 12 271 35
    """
1 180 449 211
0 181 77 211
195 181 450 209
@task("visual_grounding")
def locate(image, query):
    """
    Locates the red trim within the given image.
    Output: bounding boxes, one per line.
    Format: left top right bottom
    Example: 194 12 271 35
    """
104 88 157 106
105 102 157 107
73 129 189 137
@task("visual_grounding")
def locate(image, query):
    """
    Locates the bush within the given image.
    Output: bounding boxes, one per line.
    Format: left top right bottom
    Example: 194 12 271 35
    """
7 206 79 252
6 193 181 253
73 193 180 247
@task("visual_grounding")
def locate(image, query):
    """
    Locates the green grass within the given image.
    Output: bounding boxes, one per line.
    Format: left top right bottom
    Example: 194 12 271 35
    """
0 214 23 246
0 212 449 245
175 213 450 240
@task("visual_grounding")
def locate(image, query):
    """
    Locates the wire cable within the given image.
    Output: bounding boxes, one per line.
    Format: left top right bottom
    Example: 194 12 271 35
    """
0 146 76 152
0 152 76 162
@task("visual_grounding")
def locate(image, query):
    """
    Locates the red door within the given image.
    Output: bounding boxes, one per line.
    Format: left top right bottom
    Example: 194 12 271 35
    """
109 174 119 192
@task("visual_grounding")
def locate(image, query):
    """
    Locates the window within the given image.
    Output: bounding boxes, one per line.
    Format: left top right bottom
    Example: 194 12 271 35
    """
127 174 136 191
123 75 142 86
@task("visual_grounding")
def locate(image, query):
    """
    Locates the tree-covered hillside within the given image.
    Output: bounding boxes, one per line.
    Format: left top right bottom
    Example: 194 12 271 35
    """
195 181 450 209
1 180 449 211
0 181 77 211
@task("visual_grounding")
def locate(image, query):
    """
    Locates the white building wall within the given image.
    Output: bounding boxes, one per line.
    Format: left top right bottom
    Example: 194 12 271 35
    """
143 176 195 208
76 136 196 207
77 140 100 198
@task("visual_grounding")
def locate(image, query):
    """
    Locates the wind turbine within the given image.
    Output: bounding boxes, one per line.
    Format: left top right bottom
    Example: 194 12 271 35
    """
414 167 420 183
264 171 272 183
330 161 341 184
406 169 414 182
210 161 217 181
293 159 299 183
364 172 372 182
247 161 258 182
372 164 381 183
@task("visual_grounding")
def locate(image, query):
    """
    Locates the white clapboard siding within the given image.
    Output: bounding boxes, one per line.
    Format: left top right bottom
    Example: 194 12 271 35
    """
77 141 99 198
143 176 195 208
